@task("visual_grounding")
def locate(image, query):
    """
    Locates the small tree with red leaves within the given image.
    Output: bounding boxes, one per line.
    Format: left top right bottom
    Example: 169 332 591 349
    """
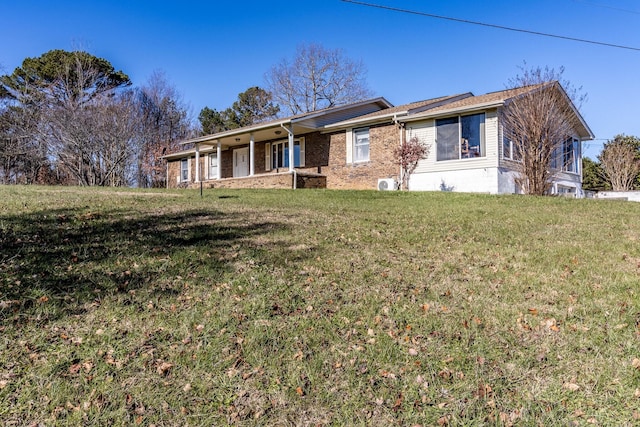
393 136 429 190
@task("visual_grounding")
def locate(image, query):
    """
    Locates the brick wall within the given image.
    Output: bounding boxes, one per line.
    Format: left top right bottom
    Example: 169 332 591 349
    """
167 160 181 188
195 172 293 189
166 124 400 190
324 123 400 189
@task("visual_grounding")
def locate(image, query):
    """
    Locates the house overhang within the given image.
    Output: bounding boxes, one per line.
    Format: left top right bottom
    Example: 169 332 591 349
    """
177 97 394 149
323 93 475 131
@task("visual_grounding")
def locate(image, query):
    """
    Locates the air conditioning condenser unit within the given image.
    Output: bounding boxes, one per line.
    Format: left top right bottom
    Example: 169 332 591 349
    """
377 178 397 191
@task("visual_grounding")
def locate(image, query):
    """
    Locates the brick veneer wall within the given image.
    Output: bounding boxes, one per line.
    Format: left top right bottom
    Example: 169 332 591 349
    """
166 123 400 190
167 160 181 188
324 123 400 189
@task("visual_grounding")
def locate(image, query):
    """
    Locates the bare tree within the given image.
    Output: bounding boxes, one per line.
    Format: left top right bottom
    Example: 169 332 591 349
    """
501 66 585 195
1 49 132 185
265 43 373 115
394 136 429 190
598 134 640 191
134 71 193 188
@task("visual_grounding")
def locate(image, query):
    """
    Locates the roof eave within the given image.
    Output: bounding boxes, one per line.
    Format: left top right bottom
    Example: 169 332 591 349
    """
402 100 505 122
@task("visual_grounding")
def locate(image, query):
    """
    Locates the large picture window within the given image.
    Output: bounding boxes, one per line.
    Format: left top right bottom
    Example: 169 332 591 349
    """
353 128 370 162
436 113 486 161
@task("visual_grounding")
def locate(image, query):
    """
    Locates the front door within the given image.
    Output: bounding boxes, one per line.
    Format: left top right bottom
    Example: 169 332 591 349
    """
233 147 249 178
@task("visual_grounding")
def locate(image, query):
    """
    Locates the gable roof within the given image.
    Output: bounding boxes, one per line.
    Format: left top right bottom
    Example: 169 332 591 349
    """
323 93 472 129
177 97 393 148
326 84 593 140
404 83 593 140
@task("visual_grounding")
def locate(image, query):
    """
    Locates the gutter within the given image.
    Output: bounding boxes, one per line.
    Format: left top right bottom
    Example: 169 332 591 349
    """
393 114 404 190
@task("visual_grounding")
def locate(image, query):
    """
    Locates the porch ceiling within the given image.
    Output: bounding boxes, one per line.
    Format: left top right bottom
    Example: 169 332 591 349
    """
198 122 315 148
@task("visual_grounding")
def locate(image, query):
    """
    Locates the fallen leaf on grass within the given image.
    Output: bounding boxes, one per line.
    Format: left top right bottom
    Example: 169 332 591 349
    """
632 358 640 370
379 370 396 379
475 383 493 398
295 386 304 396
437 415 451 425
156 361 173 376
563 382 580 391
392 393 403 412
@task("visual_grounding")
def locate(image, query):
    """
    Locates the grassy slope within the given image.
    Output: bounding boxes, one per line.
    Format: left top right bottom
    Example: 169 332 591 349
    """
1 186 639 426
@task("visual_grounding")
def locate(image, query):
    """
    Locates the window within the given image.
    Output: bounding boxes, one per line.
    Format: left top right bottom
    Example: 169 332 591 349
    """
436 113 485 161
208 152 218 178
502 136 521 161
563 138 579 173
266 138 305 170
353 128 370 162
551 137 580 173
180 158 188 181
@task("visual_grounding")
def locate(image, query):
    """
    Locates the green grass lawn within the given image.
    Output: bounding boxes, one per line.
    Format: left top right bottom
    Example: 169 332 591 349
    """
1 186 639 426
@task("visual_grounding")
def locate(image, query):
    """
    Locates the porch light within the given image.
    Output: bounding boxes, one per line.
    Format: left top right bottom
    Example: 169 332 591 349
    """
275 130 282 135
235 138 241 142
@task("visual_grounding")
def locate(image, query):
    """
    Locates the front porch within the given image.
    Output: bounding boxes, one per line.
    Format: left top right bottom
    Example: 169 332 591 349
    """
186 171 326 190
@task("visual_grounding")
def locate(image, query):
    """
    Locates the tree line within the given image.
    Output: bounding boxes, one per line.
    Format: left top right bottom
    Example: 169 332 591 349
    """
0 44 370 187
0 50 193 187
583 134 640 192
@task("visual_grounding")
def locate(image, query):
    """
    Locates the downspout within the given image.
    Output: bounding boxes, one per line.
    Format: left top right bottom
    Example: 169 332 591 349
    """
280 123 297 190
393 114 405 190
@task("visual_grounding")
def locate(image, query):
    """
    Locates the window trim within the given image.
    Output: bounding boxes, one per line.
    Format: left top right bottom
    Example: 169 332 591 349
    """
435 113 486 162
353 127 370 163
265 137 305 171
180 158 189 182
502 136 521 161
551 137 580 174
207 152 218 179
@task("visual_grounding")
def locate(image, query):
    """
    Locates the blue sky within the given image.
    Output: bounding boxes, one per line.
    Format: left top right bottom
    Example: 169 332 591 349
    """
2 0 640 159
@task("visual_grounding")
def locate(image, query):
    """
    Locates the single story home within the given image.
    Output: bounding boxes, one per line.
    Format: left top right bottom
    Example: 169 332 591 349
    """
163 83 593 195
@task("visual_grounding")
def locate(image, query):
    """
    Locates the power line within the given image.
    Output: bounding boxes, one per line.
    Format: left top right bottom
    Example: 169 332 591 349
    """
341 0 640 52
571 0 640 16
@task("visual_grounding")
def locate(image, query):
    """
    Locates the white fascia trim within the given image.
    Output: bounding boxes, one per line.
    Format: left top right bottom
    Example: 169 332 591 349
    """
323 112 406 131
402 101 505 122
180 120 291 146
295 97 393 124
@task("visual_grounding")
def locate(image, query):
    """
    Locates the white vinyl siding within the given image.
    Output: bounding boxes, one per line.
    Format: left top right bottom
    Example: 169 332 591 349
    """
413 110 499 175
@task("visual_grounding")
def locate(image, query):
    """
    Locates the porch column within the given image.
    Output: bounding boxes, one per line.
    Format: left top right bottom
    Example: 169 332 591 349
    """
216 140 222 180
249 133 255 176
195 143 200 182
288 128 294 172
